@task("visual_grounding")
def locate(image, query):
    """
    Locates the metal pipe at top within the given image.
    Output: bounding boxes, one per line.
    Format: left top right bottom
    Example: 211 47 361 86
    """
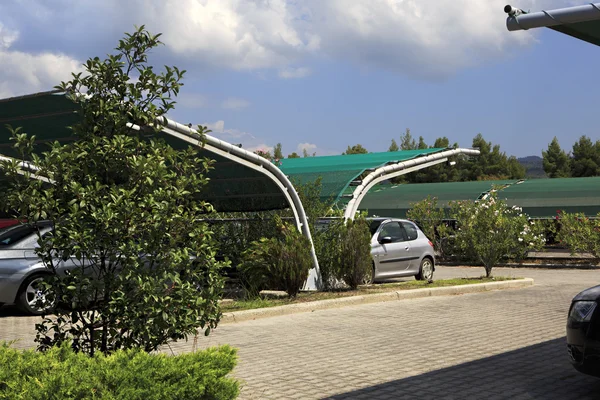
506 3 600 31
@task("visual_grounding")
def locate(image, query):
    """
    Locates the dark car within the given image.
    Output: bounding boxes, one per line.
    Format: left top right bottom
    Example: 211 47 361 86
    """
567 285 600 377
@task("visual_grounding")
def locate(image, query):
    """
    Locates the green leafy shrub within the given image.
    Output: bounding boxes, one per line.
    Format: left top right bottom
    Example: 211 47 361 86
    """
239 218 312 297
451 192 545 277
406 196 454 261
313 218 344 290
0 342 239 400
210 214 280 270
339 216 373 289
556 211 600 261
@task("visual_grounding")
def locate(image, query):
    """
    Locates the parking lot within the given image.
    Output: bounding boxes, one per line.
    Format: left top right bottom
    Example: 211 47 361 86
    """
2 266 600 399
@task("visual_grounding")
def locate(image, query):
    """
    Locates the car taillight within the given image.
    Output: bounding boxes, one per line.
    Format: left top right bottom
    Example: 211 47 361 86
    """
428 240 434 248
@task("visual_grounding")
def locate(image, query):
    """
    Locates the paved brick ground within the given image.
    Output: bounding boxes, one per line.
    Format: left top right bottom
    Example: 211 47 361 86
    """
2 266 600 399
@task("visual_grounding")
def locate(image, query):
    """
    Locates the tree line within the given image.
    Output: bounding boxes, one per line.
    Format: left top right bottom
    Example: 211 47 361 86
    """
268 131 600 183
271 128 526 183
542 136 600 178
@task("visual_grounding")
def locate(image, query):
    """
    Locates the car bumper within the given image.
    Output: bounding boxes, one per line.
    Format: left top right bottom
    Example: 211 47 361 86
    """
567 318 600 377
0 273 24 304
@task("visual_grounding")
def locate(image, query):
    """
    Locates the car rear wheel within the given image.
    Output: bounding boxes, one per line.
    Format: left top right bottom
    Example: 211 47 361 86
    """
415 258 434 281
17 274 54 315
363 264 376 285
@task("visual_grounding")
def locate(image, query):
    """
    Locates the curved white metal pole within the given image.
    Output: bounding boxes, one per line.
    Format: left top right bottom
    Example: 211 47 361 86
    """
344 148 480 220
347 158 447 219
158 126 301 228
155 118 321 290
0 154 54 183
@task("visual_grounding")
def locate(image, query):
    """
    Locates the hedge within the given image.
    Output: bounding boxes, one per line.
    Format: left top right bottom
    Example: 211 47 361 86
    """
0 342 239 400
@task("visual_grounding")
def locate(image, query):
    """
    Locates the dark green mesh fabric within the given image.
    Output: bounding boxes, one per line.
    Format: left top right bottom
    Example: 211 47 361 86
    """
357 178 600 218
279 148 444 203
500 177 600 217
0 92 286 212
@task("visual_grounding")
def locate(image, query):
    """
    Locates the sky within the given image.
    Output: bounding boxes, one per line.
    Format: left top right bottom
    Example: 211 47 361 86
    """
0 0 598 158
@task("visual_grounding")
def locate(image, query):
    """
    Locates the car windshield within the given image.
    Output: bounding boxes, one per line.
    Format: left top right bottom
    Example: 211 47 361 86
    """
369 220 384 235
0 224 36 246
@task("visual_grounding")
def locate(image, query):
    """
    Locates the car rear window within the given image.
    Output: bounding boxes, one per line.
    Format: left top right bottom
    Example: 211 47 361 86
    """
401 222 419 241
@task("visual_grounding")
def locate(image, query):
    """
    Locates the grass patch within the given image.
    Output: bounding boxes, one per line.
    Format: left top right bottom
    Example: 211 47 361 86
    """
221 276 520 312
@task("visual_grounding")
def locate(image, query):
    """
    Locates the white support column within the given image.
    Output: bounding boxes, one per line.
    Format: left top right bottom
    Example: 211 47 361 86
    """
155 118 322 290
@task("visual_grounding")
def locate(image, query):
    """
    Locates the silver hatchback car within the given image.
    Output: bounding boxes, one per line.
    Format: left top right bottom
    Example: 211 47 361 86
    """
368 218 435 282
0 222 64 315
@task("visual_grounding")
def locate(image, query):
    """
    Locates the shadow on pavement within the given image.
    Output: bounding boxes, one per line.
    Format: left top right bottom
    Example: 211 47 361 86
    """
327 338 600 400
0 306 29 318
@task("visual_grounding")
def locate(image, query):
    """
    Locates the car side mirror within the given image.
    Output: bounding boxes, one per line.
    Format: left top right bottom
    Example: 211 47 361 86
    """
379 236 393 244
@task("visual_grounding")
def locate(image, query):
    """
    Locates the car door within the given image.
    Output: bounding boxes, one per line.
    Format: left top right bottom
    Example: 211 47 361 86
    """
400 221 423 273
372 221 411 276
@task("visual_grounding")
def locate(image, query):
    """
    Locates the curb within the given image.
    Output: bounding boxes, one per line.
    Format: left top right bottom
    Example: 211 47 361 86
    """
220 278 534 324
441 263 600 270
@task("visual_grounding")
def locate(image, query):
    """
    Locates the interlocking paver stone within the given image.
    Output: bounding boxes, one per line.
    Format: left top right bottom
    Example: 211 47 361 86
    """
2 266 600 399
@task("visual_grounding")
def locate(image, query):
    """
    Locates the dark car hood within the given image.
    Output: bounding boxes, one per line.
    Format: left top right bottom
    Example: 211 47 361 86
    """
573 285 600 301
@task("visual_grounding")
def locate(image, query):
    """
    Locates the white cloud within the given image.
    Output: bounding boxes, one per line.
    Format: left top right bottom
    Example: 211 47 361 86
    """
297 142 317 153
0 0 574 84
245 143 274 154
0 25 81 98
112 0 562 79
123 0 314 70
279 67 311 79
295 142 338 156
204 119 256 141
205 120 226 133
0 23 18 49
177 93 208 108
221 97 250 109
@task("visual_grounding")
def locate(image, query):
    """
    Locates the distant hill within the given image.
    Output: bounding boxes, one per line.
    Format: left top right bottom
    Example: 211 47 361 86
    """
518 156 547 179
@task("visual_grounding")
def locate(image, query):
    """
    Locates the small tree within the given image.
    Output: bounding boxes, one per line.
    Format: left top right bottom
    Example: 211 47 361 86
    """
1 27 225 355
400 128 417 150
273 143 284 160
452 192 545 277
342 144 368 155
406 196 453 261
542 137 571 178
339 216 372 289
556 211 600 262
571 136 600 177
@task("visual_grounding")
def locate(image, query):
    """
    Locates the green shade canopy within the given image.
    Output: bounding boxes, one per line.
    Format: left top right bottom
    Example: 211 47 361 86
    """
359 177 600 218
506 3 600 47
1 91 452 214
279 148 445 203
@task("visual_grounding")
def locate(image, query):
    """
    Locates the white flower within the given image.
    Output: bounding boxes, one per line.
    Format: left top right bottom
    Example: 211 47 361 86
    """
518 238 523 242
529 242 534 246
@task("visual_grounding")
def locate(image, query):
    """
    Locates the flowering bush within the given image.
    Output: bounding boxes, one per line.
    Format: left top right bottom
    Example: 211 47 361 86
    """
451 192 545 277
555 211 600 261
